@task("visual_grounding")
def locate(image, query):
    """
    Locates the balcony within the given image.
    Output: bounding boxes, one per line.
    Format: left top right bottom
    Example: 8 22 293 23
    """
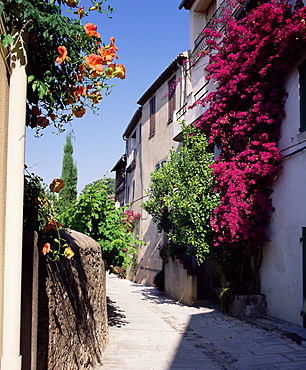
126 148 137 172
190 0 242 65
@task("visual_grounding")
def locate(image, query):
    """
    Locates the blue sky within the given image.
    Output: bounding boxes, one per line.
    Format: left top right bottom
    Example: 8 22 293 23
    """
25 0 189 192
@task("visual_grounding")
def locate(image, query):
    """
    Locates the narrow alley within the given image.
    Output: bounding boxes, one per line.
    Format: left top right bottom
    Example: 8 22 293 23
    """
100 274 306 370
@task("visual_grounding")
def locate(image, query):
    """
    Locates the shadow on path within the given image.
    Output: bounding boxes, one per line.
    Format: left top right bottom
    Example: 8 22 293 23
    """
132 284 183 306
106 297 129 328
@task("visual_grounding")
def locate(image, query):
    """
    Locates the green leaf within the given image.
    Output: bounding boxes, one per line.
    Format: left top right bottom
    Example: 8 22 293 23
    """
28 75 35 83
0 34 14 48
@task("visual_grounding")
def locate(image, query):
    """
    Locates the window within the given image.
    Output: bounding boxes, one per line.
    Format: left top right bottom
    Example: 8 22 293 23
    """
299 60 306 132
155 160 166 170
126 185 130 204
168 75 176 123
138 122 142 143
149 96 156 137
131 180 135 202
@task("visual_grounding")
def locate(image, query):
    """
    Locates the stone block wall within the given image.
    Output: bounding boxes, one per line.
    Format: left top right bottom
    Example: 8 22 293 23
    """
22 229 108 370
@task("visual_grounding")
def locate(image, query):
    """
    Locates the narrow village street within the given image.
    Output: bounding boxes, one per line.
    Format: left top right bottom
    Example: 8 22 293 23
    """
100 274 306 370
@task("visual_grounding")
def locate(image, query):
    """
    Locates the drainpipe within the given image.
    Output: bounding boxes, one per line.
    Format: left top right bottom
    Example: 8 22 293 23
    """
1 29 27 370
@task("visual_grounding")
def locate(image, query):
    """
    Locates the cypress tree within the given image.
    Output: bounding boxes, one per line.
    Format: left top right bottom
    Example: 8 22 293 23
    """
58 133 78 213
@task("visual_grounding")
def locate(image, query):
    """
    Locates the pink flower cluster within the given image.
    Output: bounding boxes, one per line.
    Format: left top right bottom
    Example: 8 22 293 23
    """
193 1 306 255
122 209 141 232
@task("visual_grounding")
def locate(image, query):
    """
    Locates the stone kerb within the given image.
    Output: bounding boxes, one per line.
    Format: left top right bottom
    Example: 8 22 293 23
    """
37 229 108 370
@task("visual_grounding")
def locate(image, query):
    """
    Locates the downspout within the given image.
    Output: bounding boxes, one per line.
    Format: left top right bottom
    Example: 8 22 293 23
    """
1 29 27 370
123 136 128 206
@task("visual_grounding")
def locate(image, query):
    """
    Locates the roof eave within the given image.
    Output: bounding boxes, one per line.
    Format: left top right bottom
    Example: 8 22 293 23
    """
122 107 142 139
111 154 126 172
137 53 187 106
178 0 195 10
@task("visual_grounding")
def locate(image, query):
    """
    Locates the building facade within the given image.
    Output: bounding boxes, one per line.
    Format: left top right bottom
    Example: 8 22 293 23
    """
260 53 306 326
118 53 191 285
179 0 306 326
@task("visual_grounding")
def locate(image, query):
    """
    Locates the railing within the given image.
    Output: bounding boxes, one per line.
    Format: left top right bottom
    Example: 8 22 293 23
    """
176 103 188 121
191 0 241 65
194 80 209 102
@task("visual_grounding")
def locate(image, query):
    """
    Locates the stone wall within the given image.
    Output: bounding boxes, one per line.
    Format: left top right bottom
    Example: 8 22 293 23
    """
22 229 108 370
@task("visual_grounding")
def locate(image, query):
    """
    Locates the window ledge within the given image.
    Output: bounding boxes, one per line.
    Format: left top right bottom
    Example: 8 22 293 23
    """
299 126 306 133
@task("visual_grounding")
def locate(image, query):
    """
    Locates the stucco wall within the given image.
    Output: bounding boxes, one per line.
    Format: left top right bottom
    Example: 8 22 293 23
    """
0 17 9 358
260 63 306 326
127 69 184 285
165 258 197 305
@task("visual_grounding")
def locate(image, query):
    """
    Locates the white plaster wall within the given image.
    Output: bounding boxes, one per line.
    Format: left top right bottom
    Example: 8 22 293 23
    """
0 19 9 360
260 65 306 326
188 0 223 52
165 258 197 305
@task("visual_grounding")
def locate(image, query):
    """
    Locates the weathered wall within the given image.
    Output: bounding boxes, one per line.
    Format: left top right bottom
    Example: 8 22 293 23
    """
165 258 197 306
133 70 183 285
261 60 305 326
0 17 9 359
35 230 108 369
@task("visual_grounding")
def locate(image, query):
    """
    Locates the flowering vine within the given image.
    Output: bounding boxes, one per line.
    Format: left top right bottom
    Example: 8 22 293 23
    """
24 173 74 261
0 0 125 134
192 0 306 292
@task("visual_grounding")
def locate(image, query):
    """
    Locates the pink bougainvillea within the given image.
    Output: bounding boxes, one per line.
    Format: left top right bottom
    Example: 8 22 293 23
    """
122 209 141 232
192 0 306 291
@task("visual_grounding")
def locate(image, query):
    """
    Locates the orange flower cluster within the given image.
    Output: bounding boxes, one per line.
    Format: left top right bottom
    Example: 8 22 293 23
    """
50 22 125 124
84 22 100 38
65 0 79 7
43 218 62 233
64 247 74 259
56 45 68 65
42 243 50 255
42 242 75 259
49 178 64 193
83 32 125 80
78 6 85 18
39 178 74 260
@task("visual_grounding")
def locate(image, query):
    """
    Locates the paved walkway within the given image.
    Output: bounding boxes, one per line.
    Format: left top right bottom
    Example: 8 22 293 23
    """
100 274 306 369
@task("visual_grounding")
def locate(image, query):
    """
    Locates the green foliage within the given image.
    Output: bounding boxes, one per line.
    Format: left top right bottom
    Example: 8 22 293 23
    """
24 172 45 231
219 287 234 313
60 181 137 270
58 133 78 213
143 123 220 262
0 0 119 133
81 176 115 196
24 172 72 261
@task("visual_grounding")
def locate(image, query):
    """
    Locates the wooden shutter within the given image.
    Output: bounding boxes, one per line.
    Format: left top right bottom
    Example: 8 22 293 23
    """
149 96 156 137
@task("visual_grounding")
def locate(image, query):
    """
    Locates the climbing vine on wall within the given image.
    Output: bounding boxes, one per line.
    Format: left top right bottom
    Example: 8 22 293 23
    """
193 0 306 292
